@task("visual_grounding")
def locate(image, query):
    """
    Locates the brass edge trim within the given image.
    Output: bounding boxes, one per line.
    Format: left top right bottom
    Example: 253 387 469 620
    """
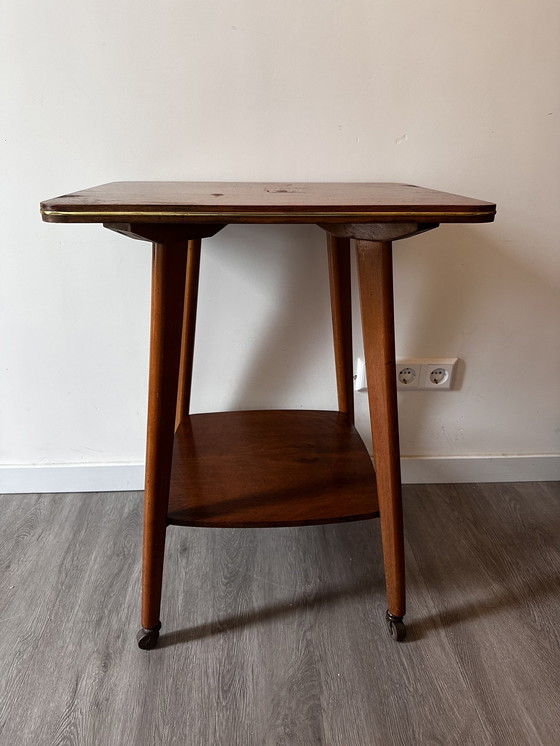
41 208 496 219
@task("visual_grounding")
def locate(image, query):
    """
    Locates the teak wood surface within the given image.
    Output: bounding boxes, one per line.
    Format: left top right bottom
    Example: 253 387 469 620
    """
40 181 496 641
357 241 405 618
327 235 354 423
41 181 495 223
168 410 378 528
141 242 188 631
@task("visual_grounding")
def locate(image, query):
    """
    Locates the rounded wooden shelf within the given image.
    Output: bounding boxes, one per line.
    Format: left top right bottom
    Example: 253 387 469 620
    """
167 410 379 528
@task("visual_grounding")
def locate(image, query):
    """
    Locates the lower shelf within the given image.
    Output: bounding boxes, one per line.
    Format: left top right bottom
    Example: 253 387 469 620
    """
167 410 378 528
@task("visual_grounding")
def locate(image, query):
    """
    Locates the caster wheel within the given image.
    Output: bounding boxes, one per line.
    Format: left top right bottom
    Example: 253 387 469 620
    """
137 622 161 650
386 611 406 642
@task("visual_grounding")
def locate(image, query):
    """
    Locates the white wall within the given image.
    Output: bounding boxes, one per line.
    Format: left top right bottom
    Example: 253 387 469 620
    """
1 0 559 489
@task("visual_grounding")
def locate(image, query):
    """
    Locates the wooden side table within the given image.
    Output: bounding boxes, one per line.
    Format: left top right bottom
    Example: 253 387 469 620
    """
41 182 496 647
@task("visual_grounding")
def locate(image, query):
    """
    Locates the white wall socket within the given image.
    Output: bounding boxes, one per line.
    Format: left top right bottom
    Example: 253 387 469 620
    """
355 357 458 391
354 357 367 392
396 358 458 391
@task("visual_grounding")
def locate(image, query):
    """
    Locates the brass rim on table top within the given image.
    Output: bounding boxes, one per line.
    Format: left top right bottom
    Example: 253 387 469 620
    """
41 208 496 219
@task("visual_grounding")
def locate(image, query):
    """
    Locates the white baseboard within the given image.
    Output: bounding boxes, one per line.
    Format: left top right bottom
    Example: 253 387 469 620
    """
0 463 145 494
1 455 559 495
400 454 560 484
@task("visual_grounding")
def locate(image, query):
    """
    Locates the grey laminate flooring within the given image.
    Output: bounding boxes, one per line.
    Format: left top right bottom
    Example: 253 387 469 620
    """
0 482 559 746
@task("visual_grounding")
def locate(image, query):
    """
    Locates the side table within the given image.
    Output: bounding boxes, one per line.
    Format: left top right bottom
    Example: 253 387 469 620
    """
41 182 496 647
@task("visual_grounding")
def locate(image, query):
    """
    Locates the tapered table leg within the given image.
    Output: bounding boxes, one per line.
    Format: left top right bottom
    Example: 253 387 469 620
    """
327 234 354 423
137 241 188 650
175 239 202 429
356 240 406 640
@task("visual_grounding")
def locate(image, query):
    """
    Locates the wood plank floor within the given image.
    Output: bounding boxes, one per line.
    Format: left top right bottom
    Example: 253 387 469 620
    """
0 482 559 745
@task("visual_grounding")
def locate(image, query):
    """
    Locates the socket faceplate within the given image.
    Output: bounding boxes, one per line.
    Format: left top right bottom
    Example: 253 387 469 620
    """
396 358 458 390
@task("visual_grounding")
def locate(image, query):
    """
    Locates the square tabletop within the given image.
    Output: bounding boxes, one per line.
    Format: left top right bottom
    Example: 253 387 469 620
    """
41 182 496 224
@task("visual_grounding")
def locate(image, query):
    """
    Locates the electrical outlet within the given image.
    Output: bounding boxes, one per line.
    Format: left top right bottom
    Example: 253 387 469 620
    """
396 360 423 390
354 357 367 392
396 358 458 391
397 365 419 388
421 359 457 390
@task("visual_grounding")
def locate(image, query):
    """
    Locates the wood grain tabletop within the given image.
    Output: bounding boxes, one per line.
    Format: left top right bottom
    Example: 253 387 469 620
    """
41 182 496 224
